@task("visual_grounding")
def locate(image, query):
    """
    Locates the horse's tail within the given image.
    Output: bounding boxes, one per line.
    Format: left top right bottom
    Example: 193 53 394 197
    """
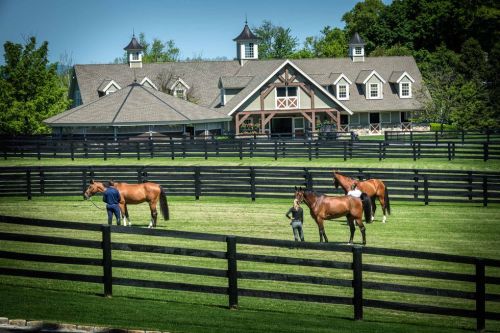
360 193 372 224
384 185 391 215
159 186 170 220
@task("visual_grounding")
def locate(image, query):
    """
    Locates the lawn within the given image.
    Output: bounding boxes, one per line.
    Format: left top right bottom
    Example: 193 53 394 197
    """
0 195 499 333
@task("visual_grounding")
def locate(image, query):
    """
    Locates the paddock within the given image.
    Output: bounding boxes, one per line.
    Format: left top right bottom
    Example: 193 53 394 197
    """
0 195 499 332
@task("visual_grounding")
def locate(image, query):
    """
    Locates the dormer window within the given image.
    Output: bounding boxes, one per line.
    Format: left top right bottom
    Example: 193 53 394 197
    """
140 77 158 90
389 71 415 99
333 73 352 101
169 77 190 100
369 83 381 99
245 43 254 58
276 86 299 109
175 88 186 99
400 82 411 98
97 79 121 97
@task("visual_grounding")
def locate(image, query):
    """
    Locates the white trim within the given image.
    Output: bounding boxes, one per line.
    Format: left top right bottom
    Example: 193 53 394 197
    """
399 82 412 98
367 82 382 99
169 78 190 91
274 86 300 109
100 80 121 93
395 71 415 83
362 70 386 84
228 59 352 115
332 73 352 85
140 77 158 90
336 83 349 100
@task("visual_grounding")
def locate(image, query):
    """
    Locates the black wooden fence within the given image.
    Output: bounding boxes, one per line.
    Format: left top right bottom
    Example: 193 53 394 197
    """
2 137 499 161
0 215 498 331
1 166 499 205
385 130 500 144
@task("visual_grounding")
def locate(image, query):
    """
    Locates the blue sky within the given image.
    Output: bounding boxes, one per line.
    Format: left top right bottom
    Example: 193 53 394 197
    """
0 0 390 65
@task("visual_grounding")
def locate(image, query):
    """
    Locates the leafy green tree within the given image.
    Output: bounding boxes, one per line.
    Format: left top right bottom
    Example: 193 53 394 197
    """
0 37 70 135
449 80 495 130
253 21 298 59
311 27 347 58
369 44 413 57
458 38 488 82
342 0 386 53
139 33 180 63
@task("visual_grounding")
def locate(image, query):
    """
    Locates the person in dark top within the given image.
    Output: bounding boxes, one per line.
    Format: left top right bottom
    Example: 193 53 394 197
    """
286 199 304 241
102 182 121 225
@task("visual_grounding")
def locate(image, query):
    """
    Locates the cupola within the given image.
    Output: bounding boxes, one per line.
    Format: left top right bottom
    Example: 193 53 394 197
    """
233 20 259 64
124 34 144 68
349 32 365 62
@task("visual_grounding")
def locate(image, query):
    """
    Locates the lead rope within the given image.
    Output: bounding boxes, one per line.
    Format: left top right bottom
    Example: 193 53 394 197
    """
88 196 105 210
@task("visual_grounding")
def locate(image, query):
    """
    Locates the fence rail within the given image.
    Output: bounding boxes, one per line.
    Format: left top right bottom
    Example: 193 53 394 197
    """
385 130 500 144
2 137 499 161
0 215 499 331
1 166 499 205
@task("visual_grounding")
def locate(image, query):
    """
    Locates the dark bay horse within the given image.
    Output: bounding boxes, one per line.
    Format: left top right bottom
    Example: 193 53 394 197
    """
333 171 391 223
294 187 372 244
84 180 169 228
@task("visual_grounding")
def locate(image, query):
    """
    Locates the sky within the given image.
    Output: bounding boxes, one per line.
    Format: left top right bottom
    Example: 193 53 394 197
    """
0 0 390 65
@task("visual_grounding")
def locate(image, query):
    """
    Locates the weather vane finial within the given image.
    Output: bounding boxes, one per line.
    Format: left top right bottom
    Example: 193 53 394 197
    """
132 28 135 37
245 14 248 25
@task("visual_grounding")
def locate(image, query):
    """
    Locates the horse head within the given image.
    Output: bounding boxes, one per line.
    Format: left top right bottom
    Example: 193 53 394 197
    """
332 170 341 189
83 180 106 200
294 186 305 204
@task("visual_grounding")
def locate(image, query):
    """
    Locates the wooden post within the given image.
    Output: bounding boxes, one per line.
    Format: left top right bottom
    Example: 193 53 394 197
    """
343 141 347 161
39 171 45 195
26 169 32 200
149 137 154 158
204 140 208 160
274 140 278 160
483 142 488 161
378 142 382 161
136 142 141 160
84 142 88 159
423 175 429 205
250 167 256 201
239 140 243 160
447 142 451 161
475 259 485 333
103 142 107 161
182 138 186 159
315 141 319 159
468 171 473 201
413 170 419 199
70 141 74 161
482 176 488 207
352 245 363 321
101 224 112 297
82 169 87 194
170 137 175 160
226 236 238 309
417 142 421 159
36 142 41 160
194 167 201 200
412 142 416 161
307 141 312 161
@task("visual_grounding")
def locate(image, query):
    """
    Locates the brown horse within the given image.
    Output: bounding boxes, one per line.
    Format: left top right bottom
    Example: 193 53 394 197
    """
83 180 169 228
294 187 372 244
333 171 391 223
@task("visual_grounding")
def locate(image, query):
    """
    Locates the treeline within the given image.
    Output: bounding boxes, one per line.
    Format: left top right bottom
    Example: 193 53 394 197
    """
251 0 499 131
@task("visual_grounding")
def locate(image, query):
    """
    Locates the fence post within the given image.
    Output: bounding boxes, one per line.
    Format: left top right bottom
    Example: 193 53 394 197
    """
482 176 488 207
412 142 416 161
468 171 473 201
194 167 201 200
274 140 278 160
378 142 382 161
84 141 88 159
343 141 347 161
82 169 87 194
70 141 74 161
26 169 32 200
149 137 154 158
226 236 238 309
39 171 45 195
250 167 256 201
308 141 312 161
239 140 243 160
204 140 208 160
423 175 429 205
413 170 419 199
352 245 363 321
447 142 452 161
136 142 141 160
170 137 175 160
36 142 41 160
101 224 112 297
103 142 107 161
475 258 485 333
483 142 489 161
304 168 313 189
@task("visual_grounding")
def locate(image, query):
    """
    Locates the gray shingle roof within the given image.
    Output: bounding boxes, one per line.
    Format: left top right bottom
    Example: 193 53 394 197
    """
123 36 144 50
73 56 424 116
47 83 231 126
389 71 405 83
219 76 254 89
349 32 365 45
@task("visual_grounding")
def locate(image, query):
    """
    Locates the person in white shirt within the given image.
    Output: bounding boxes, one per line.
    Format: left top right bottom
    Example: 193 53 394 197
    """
347 183 362 198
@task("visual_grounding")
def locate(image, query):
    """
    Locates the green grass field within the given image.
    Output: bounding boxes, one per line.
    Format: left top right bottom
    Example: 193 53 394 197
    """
0 154 499 332
0 195 499 333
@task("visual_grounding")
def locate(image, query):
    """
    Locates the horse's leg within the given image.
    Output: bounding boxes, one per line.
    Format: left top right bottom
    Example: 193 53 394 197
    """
120 203 128 226
149 200 158 228
347 216 355 245
379 193 387 223
358 220 367 245
370 196 376 222
316 218 327 243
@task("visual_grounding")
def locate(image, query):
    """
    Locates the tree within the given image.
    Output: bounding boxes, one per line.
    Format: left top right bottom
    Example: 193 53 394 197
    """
253 21 298 59
311 27 347 58
342 0 386 53
369 44 413 57
458 38 488 83
139 33 180 63
0 37 70 135
449 80 495 130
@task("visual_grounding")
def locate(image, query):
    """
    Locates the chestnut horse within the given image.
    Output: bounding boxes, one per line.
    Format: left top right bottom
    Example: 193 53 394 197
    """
84 180 169 228
294 187 372 244
333 171 391 223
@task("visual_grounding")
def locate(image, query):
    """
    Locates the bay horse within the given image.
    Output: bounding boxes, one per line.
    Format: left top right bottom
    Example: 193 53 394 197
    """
294 186 372 244
83 180 169 228
333 171 391 223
